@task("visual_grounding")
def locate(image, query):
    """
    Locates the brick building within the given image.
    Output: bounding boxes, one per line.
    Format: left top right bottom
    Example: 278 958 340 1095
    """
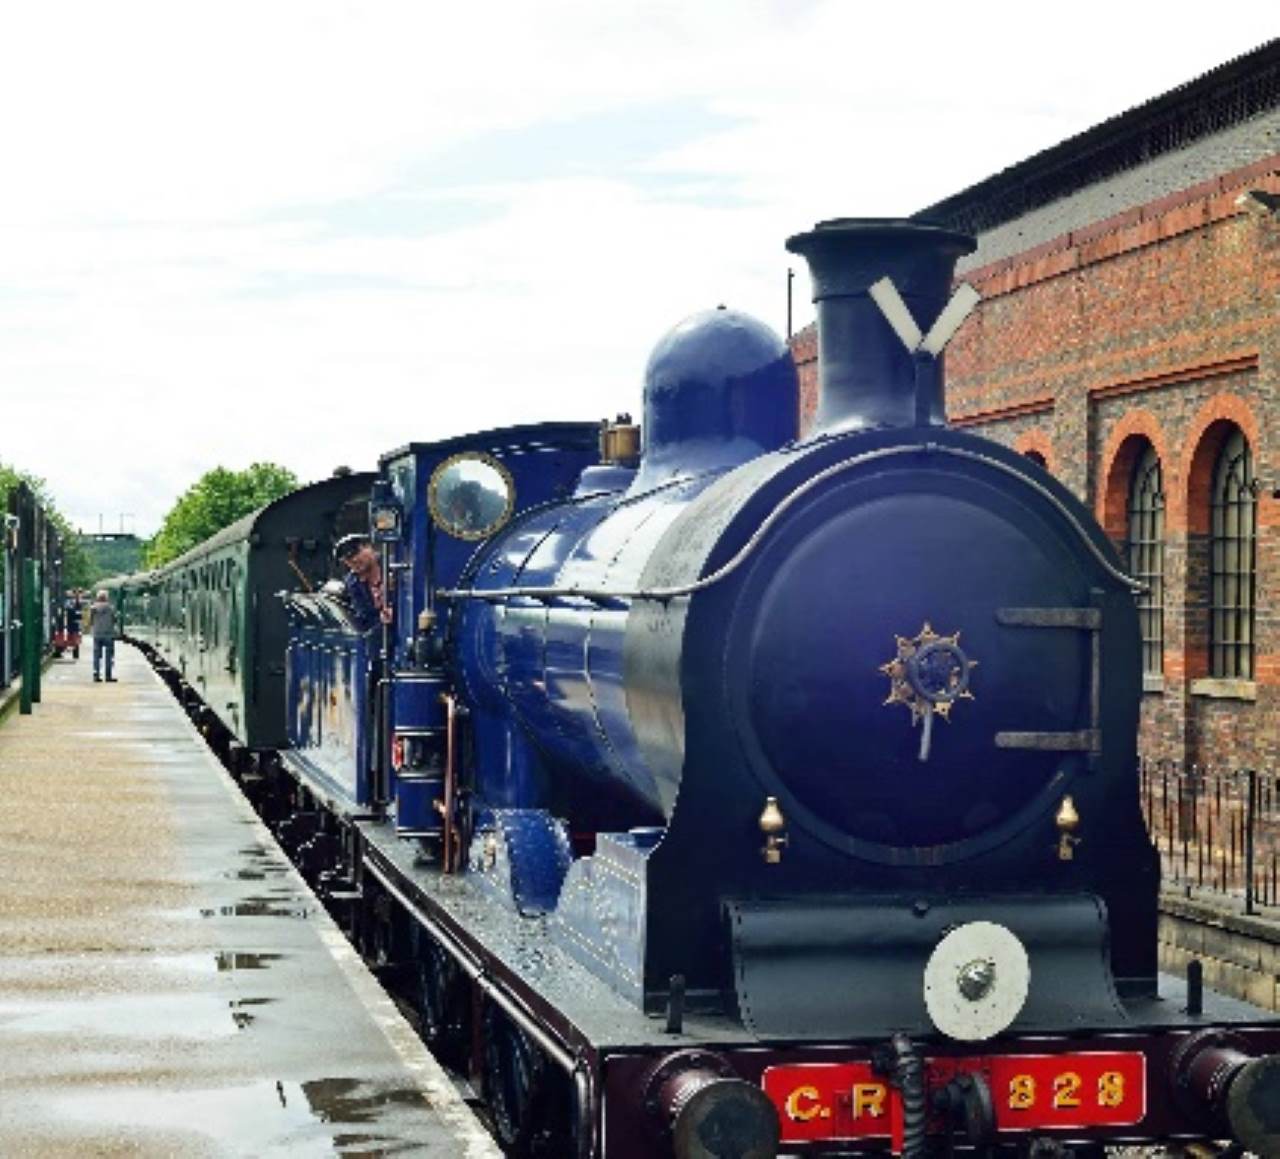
793 40 1280 767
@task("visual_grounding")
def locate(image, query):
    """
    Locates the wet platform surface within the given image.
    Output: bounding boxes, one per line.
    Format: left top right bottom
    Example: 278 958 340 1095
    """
0 646 499 1157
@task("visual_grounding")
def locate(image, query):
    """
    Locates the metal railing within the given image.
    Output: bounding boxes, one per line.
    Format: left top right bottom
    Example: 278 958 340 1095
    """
1140 758 1280 913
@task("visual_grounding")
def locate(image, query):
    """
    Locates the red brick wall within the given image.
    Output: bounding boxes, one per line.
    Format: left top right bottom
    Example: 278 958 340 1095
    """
792 157 1280 767
952 159 1280 768
793 325 819 434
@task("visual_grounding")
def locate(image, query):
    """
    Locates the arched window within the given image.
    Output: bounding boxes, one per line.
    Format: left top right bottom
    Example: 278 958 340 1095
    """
1023 449 1047 468
1126 443 1164 676
1210 428 1257 679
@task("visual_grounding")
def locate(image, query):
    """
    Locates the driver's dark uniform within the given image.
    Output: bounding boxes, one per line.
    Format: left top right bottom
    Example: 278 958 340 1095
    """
343 571 389 636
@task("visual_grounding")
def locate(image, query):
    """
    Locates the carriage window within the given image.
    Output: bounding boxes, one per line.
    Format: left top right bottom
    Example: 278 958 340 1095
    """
1210 428 1256 679
1127 444 1164 677
428 453 515 541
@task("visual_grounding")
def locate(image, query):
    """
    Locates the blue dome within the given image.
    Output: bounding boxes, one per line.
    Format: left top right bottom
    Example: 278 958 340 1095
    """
637 307 798 486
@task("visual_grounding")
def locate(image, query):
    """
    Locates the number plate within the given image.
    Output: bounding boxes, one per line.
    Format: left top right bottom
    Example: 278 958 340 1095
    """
762 1051 1146 1145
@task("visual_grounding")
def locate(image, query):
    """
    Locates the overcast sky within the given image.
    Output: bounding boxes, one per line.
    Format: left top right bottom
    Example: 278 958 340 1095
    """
1 3 1275 535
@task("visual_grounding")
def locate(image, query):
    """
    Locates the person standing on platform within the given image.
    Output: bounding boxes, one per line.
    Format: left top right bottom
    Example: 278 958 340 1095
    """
88 590 118 682
64 588 84 659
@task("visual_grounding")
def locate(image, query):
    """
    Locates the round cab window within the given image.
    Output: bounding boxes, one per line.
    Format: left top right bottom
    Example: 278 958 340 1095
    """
428 453 515 541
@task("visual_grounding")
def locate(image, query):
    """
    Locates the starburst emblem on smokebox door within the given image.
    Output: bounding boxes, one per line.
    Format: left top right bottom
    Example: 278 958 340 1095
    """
879 622 977 762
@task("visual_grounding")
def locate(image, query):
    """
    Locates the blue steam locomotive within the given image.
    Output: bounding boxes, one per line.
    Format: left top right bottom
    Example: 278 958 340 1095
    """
115 219 1280 1158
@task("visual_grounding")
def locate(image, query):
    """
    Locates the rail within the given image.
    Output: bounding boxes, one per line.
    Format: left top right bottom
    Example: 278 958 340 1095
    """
1140 758 1280 914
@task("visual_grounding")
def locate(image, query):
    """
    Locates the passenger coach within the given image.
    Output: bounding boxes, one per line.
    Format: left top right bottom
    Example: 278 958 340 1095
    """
107 472 372 753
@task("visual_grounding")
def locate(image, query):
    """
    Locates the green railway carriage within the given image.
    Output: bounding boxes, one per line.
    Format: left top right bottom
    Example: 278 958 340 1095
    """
105 473 372 751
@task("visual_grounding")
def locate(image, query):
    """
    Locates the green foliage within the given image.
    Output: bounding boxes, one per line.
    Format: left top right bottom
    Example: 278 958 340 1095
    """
81 535 144 585
54 524 93 588
145 462 299 567
0 460 94 588
0 463 22 501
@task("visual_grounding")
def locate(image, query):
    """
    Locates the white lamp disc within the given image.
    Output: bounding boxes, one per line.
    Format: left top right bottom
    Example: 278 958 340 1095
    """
923 920 1030 1041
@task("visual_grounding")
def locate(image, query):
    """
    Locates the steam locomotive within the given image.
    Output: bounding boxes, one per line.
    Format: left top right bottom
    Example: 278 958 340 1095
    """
111 219 1280 1157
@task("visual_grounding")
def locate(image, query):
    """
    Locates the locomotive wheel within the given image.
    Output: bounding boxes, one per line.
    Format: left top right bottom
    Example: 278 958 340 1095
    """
482 1004 552 1156
297 832 339 883
415 935 469 1067
359 892 397 968
72 646 79 660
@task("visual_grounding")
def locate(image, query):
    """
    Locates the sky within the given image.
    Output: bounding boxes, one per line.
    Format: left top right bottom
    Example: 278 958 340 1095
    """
0 3 1275 536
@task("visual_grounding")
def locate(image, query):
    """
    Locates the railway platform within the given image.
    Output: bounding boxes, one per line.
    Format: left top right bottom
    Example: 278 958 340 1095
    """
0 645 499 1157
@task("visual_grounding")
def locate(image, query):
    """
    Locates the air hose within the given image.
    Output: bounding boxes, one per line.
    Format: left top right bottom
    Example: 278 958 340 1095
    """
882 1033 927 1158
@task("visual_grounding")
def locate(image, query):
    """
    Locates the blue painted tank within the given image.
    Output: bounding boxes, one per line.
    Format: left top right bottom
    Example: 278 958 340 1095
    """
285 593 374 805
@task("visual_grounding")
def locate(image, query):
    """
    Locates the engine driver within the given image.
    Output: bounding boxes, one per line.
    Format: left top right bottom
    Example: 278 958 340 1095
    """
333 534 393 634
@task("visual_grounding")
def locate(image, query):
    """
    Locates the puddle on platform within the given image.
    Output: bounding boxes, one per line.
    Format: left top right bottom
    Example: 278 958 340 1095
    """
44 1079 430 1154
236 845 290 864
151 954 222 974
298 1077 430 1124
215 951 284 972
332 1134 392 1152
229 996 274 1030
0 993 243 1040
198 897 311 920
221 866 288 881
0 952 232 983
216 843 291 888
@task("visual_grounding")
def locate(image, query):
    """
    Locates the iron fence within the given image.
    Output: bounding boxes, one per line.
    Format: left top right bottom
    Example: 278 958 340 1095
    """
1140 758 1280 912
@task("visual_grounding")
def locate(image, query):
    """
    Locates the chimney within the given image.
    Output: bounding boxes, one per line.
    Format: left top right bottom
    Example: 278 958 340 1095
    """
786 218 976 434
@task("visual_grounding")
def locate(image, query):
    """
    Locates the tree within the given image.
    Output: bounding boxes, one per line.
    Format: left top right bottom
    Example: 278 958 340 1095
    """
0 461 94 588
145 462 299 567
80 536 144 585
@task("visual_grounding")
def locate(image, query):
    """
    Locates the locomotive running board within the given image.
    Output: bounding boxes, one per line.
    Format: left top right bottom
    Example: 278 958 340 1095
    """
994 603 1102 755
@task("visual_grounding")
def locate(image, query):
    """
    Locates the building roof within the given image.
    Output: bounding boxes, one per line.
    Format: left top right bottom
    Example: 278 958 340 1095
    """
915 39 1280 236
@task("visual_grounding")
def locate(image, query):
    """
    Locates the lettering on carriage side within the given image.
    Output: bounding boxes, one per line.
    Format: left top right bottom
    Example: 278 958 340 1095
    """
1053 1071 1082 1109
784 1085 824 1122
770 1053 1143 1140
1008 1073 1036 1110
1005 1066 1133 1113
1097 1070 1125 1107
851 1083 886 1118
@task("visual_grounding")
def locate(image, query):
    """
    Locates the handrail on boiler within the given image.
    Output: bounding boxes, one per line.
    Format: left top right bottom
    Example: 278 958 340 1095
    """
436 442 1146 604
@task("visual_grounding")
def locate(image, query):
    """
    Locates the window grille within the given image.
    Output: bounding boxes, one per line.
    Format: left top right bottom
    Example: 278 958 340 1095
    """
1210 428 1257 679
1126 444 1164 676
